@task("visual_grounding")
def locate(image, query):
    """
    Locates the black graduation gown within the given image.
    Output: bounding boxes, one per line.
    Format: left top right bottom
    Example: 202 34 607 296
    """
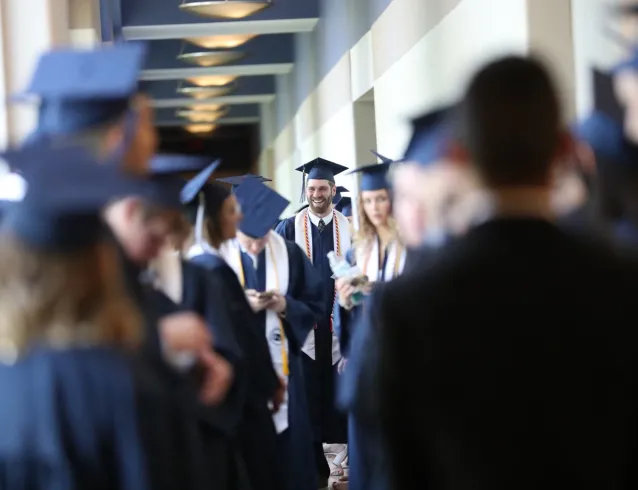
238 240 322 490
117 249 210 490
178 260 251 490
0 347 148 490
189 252 282 490
375 218 638 490
275 217 346 444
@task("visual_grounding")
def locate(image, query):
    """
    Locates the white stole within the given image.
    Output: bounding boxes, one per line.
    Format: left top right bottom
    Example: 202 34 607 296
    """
148 248 197 371
355 237 407 283
293 208 351 364
220 233 292 434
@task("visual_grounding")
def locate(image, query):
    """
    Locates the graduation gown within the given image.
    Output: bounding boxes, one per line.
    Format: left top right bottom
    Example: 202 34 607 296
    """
188 250 283 490
333 239 405 490
219 234 322 490
275 209 350 443
151 252 251 490
0 347 148 490
116 247 210 490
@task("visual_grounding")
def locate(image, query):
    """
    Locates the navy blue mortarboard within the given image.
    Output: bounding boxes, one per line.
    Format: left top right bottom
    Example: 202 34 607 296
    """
337 197 352 217
216 174 272 191
1 144 132 251
234 178 290 239
345 162 393 191
402 106 453 167
573 111 638 165
180 159 223 204
19 43 146 136
295 158 348 202
128 153 209 210
333 185 349 206
370 150 393 163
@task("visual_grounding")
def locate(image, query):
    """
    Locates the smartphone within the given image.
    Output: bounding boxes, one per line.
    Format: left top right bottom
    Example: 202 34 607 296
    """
257 291 276 300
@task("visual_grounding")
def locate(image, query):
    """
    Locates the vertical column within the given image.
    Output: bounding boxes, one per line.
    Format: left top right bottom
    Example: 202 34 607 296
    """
69 0 102 47
0 0 70 148
526 0 577 121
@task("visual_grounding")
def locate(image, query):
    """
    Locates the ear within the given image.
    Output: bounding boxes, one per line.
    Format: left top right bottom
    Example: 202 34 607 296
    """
331 185 337 197
556 129 576 162
447 141 470 168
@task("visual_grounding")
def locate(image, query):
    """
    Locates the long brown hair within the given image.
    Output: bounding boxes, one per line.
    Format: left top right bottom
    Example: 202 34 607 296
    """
0 237 142 355
353 190 400 258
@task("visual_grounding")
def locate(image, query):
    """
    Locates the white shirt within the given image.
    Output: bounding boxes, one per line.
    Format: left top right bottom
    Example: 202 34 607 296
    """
307 208 333 228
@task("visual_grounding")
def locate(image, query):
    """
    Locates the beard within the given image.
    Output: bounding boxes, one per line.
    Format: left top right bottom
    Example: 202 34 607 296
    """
308 197 330 215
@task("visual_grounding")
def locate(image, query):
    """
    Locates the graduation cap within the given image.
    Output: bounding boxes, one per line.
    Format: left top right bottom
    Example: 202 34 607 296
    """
573 111 638 165
402 106 454 167
295 158 348 202
370 150 394 163
1 144 132 252
335 196 352 217
345 162 393 191
333 185 349 206
216 174 272 191
234 178 290 239
19 43 146 136
127 153 208 210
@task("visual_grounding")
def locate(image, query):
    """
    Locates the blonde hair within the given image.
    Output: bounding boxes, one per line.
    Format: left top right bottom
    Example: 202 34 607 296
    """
0 237 142 356
353 190 401 258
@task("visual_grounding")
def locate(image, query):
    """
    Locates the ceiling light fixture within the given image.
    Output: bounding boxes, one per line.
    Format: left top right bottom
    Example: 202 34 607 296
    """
179 0 271 20
184 34 257 49
177 49 245 67
185 123 218 134
177 107 229 122
186 75 238 87
177 81 237 99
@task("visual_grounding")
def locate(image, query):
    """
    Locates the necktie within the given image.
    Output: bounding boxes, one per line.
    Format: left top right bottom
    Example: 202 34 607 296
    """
318 219 326 234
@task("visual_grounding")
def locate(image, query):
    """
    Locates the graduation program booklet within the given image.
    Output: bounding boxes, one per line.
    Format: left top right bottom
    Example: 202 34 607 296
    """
327 251 368 308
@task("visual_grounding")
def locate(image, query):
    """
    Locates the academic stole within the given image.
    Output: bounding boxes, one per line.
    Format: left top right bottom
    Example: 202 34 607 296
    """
359 236 405 282
231 235 290 376
298 209 342 331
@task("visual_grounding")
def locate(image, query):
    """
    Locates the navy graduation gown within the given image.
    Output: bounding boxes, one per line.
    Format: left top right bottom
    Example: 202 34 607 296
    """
179 260 252 490
0 347 147 490
239 240 322 490
275 217 347 444
189 252 282 490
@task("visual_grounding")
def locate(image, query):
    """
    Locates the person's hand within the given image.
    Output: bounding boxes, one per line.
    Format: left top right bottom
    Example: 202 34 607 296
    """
335 277 355 306
270 376 287 413
337 357 348 375
245 290 270 313
266 293 287 314
159 312 212 354
197 349 234 406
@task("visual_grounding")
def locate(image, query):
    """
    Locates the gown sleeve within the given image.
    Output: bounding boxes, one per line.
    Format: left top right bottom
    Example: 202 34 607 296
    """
282 242 324 351
274 217 294 241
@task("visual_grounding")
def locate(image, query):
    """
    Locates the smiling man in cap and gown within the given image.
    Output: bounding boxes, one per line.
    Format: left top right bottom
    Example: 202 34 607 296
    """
275 158 351 488
220 177 323 490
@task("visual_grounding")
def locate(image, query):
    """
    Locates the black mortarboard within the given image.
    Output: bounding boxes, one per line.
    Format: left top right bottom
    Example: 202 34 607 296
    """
180 160 230 226
234 178 289 239
402 106 453 166
0 145 131 251
216 174 272 191
345 162 393 191
19 43 146 136
370 150 394 163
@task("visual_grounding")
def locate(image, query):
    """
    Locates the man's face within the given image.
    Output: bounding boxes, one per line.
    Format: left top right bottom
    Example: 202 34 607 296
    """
391 164 430 247
236 231 268 256
113 95 158 176
112 199 182 263
306 179 335 215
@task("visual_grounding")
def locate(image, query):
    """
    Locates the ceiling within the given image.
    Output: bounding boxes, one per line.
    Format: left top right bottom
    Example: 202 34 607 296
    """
99 0 319 172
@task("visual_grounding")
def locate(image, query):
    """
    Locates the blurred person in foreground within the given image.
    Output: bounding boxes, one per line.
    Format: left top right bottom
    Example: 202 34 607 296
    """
371 55 638 490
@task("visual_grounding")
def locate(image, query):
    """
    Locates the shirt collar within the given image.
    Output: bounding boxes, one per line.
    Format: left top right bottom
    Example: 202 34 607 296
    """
308 208 333 226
